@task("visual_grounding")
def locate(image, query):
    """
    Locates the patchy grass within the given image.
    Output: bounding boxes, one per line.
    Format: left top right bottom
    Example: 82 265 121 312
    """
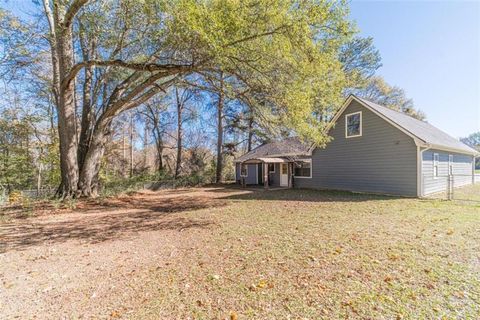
135 188 480 319
1 186 479 319
453 183 480 202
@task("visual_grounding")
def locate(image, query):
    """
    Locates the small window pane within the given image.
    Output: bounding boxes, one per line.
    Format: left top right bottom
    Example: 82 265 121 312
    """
346 113 361 137
294 161 311 177
268 163 275 173
241 164 248 176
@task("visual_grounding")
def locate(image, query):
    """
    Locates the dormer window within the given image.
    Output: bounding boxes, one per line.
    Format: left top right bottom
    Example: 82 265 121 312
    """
345 111 362 138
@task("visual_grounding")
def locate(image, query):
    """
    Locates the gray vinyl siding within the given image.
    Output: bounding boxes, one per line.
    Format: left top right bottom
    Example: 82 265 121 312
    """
294 100 418 196
235 163 258 185
421 149 474 195
268 163 281 187
236 163 281 186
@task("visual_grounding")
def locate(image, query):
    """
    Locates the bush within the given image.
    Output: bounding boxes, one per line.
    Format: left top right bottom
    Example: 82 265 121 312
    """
99 172 210 197
8 190 23 204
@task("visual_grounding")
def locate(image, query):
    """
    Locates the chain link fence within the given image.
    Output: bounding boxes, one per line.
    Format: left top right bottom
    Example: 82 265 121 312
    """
423 174 480 201
0 176 208 206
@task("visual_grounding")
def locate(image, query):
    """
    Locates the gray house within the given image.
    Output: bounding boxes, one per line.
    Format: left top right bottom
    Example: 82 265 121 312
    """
235 95 478 197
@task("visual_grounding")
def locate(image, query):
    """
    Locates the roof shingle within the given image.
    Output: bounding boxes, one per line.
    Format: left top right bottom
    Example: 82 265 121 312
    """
356 97 478 155
234 137 311 162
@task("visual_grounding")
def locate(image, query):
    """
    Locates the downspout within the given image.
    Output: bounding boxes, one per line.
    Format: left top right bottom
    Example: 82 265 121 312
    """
417 143 431 197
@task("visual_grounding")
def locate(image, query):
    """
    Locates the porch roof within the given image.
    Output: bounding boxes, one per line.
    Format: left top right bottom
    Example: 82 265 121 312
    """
234 137 312 163
241 157 289 164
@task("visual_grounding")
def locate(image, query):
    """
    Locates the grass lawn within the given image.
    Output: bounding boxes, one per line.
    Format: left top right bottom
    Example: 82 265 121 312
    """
1 186 480 319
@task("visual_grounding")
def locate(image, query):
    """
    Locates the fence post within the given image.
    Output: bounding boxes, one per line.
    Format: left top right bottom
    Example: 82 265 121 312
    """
447 175 453 200
451 175 454 200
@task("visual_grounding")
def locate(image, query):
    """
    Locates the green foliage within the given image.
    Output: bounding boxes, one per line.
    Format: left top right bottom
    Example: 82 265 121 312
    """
461 132 480 168
100 172 211 198
0 110 36 190
160 0 354 144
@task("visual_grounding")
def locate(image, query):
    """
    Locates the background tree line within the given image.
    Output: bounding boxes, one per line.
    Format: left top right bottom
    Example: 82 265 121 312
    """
0 1 429 198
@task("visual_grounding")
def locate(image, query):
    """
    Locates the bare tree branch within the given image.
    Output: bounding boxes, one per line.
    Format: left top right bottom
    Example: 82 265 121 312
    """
64 0 90 28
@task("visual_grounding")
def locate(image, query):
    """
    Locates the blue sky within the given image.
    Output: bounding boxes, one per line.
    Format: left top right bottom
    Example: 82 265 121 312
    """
350 0 480 138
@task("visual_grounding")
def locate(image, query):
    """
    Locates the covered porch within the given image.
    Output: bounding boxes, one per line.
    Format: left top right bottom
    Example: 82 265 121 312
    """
237 157 294 189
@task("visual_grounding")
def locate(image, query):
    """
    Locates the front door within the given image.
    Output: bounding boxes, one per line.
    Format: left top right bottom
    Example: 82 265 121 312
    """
280 163 288 187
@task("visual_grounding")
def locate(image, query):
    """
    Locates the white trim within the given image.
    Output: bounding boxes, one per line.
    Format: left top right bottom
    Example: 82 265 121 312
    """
427 144 478 157
256 163 262 184
433 153 439 179
326 95 425 146
293 159 312 179
240 163 248 177
328 95 478 156
280 163 289 186
417 146 432 197
417 146 421 197
345 111 362 138
448 154 453 176
268 163 276 173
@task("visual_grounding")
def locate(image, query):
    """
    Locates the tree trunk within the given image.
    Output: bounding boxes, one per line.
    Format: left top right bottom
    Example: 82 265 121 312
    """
77 64 94 172
129 114 134 177
56 25 79 197
175 88 182 178
78 117 112 198
247 115 253 152
215 75 224 183
43 0 82 198
156 138 164 173
37 164 42 197
143 117 149 170
122 130 126 176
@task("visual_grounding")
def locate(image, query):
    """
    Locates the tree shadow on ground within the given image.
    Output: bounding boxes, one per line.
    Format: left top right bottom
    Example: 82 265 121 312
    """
215 186 403 203
0 195 225 253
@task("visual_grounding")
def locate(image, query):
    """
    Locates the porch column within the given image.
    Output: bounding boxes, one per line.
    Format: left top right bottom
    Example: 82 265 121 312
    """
264 162 269 189
288 162 292 188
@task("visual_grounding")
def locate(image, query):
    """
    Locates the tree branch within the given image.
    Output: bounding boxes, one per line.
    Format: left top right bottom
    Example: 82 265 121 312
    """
63 60 194 90
64 0 90 28
223 25 289 48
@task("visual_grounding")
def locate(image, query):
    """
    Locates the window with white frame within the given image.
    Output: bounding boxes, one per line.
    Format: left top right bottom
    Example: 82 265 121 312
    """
433 153 439 178
345 111 362 138
240 164 248 177
294 160 311 178
268 163 275 173
448 155 453 175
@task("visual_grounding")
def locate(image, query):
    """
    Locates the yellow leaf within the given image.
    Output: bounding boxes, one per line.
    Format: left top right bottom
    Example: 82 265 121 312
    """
257 280 268 288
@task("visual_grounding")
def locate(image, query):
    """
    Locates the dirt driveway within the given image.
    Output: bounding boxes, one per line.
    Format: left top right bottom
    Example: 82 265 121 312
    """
0 187 246 319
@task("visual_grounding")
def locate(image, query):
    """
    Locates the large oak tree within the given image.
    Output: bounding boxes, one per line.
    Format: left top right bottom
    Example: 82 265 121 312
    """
39 0 354 197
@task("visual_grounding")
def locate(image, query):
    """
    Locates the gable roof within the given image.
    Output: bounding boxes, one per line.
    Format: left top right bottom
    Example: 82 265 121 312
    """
234 136 311 162
331 95 478 156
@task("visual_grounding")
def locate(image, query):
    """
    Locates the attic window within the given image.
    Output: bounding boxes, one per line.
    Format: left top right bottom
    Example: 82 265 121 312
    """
345 111 362 138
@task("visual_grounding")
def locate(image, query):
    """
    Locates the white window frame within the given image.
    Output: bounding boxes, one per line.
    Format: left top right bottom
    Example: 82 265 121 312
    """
433 153 439 179
345 111 362 138
448 154 453 176
240 163 248 177
293 159 312 179
268 163 275 173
